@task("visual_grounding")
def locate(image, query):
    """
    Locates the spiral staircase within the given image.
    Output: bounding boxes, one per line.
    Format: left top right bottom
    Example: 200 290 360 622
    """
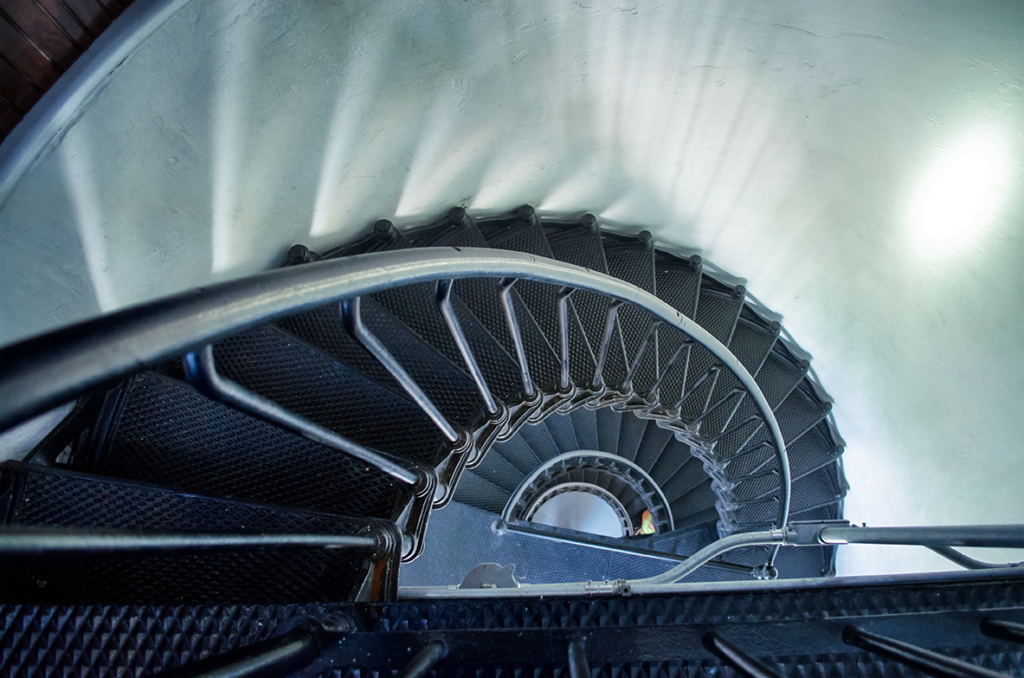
2 206 1023 677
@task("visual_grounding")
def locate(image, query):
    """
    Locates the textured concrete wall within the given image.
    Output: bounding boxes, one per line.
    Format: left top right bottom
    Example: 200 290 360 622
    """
0 0 1022 575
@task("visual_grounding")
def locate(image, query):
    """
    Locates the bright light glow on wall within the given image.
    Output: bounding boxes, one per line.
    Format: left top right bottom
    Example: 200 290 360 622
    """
911 134 1009 255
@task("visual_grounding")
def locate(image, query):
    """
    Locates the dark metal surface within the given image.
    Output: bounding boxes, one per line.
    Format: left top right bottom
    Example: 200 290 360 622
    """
703 633 786 678
842 625 1010 678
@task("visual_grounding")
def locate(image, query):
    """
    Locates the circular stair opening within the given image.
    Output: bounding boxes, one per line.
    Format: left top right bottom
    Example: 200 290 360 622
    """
527 482 633 537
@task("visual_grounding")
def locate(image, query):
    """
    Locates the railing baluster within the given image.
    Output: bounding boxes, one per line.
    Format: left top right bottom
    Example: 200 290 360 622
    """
342 296 460 444
499 278 535 398
437 279 499 416
647 336 693 398
592 300 624 389
702 633 785 678
672 365 721 411
397 641 447 678
981 618 1024 644
622 320 661 391
842 626 1011 678
567 639 590 678
558 287 574 392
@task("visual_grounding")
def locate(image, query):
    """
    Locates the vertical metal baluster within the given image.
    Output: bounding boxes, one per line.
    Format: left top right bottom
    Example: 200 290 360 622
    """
557 287 574 392
499 278 535 398
437 279 499 416
567 639 590 678
842 626 1008 678
621 320 661 391
646 336 693 396
342 296 460 444
703 633 785 678
591 300 624 389
396 641 447 678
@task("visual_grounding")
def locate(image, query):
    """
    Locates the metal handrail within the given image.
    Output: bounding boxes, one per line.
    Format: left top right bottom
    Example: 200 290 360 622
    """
0 247 791 536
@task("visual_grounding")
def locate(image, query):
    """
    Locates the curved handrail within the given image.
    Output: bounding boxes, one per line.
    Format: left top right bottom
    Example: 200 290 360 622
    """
0 246 790 533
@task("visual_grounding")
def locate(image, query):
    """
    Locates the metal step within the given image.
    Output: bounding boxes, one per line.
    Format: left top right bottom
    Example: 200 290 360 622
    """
465 447 526 495
543 411 579 453
595 405 623 453
213 324 445 465
653 252 702 405
678 276 746 423
631 420 675 472
491 435 543 476
482 210 596 390
569 406 599 451
84 372 408 521
603 232 659 396
615 410 649 462
0 462 398 604
451 469 510 514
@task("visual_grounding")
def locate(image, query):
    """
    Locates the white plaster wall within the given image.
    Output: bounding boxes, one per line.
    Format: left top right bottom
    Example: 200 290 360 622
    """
0 0 1022 576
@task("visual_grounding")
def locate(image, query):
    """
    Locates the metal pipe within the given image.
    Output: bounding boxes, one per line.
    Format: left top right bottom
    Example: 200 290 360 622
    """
842 626 1008 678
396 641 447 678
342 296 459 443
183 346 420 487
436 279 499 416
622 321 660 390
557 287 573 391
0 247 790 533
502 521 753 574
567 639 589 678
499 278 535 397
702 633 785 678
980 618 1024 645
162 629 319 678
928 546 1023 570
819 525 1024 549
630 529 785 587
0 528 378 556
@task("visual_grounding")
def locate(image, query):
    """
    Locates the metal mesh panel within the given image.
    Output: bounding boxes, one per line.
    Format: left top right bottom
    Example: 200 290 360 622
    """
492 435 543 475
604 239 658 394
632 421 674 471
670 478 717 518
648 439 699 486
518 420 561 463
569 407 599 452
0 602 321 677
543 413 579 454
679 282 744 422
0 464 376 604
658 456 711 504
95 372 404 520
452 470 509 514
213 325 443 464
730 465 844 525
615 411 649 462
595 407 623 453
469 448 527 494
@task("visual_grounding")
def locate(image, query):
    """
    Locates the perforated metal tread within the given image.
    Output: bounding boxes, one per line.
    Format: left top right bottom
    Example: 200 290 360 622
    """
88 372 407 521
679 278 746 423
213 325 445 464
654 253 702 405
418 217 561 393
483 218 597 388
0 462 391 604
603 234 659 395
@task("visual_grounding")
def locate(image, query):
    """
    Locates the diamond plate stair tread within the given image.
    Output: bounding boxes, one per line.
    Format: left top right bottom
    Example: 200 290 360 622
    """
632 422 675 472
93 372 404 520
730 465 844 525
569 407 599 451
596 407 623 453
648 439 700 487
720 381 831 469
679 284 745 422
213 325 443 464
660 458 715 508
697 314 780 439
0 463 377 604
616 411 649 463
709 349 809 461
669 477 718 517
371 281 521 402
518 420 561 463
420 221 562 393
452 470 509 514
468 448 527 495
654 256 702 405
604 238 659 394
485 221 597 387
543 413 579 454
492 436 543 475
